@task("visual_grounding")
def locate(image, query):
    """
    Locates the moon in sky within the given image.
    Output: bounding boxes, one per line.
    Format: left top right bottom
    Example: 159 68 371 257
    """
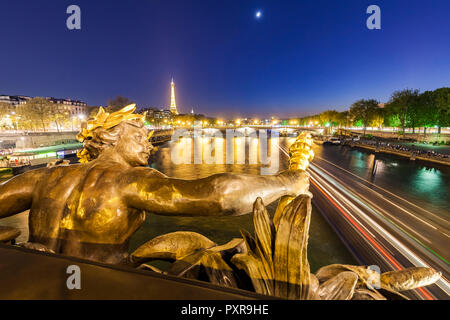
255 11 262 19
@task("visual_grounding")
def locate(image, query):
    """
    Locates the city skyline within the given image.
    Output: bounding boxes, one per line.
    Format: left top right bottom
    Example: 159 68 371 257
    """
1 1 449 119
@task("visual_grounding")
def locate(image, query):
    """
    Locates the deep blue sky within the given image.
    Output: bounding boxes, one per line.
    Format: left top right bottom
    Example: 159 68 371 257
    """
0 0 449 118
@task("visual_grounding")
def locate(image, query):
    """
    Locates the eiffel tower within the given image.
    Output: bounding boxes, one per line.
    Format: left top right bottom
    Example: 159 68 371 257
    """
169 78 178 115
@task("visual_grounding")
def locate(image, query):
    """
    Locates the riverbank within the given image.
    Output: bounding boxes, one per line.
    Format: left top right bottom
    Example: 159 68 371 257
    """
342 141 450 166
338 128 450 144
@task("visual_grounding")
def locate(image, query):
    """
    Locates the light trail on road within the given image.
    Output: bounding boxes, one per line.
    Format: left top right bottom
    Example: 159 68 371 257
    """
278 144 450 300
314 155 450 230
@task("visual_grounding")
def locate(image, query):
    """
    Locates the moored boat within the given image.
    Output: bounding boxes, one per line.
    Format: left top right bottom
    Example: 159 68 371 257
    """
1 143 82 175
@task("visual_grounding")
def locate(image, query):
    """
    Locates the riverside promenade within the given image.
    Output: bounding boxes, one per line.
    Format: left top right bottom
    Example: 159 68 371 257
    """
343 140 450 166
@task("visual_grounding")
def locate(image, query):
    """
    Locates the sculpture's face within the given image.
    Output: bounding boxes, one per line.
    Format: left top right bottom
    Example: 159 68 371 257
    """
114 123 153 166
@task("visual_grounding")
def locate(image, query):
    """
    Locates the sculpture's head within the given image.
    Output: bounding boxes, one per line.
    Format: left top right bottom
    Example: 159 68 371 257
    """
76 104 153 166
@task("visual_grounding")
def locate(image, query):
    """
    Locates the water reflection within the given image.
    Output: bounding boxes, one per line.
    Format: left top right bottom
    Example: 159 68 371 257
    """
413 167 443 196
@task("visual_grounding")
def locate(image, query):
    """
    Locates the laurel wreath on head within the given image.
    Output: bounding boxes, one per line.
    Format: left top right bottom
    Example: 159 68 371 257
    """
76 104 149 163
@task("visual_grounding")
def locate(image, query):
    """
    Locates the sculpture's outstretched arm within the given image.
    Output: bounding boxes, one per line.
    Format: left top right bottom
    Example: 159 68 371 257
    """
0 170 42 218
123 168 310 216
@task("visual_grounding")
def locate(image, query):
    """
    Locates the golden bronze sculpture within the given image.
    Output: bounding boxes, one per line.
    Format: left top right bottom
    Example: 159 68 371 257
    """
131 195 441 300
0 105 440 299
0 105 310 264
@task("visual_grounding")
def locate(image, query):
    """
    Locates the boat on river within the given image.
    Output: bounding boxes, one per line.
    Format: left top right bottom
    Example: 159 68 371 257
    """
0 143 82 175
1 130 175 176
